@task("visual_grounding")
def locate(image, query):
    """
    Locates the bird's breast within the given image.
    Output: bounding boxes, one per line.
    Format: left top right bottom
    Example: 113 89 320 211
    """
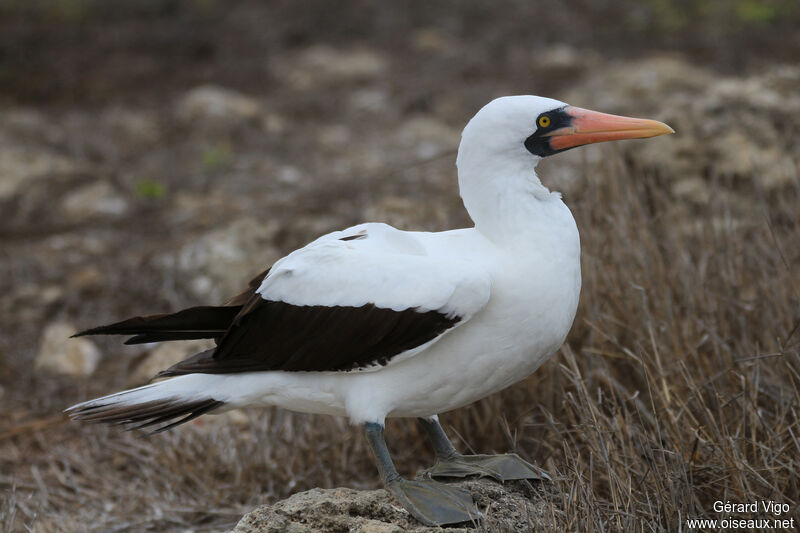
485 248 580 374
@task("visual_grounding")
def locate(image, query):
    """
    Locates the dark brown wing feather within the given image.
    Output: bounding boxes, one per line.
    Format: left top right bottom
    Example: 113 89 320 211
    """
73 306 243 345
73 269 272 345
77 265 459 375
159 300 458 374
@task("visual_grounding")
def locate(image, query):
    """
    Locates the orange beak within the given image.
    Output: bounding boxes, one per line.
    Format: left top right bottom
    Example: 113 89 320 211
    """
547 106 674 152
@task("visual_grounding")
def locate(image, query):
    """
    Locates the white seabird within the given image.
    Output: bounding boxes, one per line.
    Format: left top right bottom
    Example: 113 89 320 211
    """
68 95 673 526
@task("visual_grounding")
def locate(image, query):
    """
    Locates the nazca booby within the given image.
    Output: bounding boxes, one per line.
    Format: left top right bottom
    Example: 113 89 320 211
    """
68 95 673 526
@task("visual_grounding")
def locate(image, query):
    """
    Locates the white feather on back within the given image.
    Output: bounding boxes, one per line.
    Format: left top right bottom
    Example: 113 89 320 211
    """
257 222 491 320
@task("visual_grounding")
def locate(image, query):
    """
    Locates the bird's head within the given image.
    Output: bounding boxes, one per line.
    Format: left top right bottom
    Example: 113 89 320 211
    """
456 95 674 237
457 95 674 173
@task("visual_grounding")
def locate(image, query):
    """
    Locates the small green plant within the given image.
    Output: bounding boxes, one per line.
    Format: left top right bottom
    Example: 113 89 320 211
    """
135 179 167 199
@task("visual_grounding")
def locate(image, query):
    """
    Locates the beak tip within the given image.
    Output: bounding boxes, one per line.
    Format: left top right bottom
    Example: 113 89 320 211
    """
653 120 675 136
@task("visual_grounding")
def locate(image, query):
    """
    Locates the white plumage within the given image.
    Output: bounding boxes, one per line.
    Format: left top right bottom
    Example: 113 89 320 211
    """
260 222 492 317
68 95 673 526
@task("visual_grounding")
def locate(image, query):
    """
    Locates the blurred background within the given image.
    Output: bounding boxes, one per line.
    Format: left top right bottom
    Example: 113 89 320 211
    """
1 1 799 531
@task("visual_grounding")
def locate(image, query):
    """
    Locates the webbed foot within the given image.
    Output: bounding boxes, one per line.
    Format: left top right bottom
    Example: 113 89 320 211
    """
426 452 551 482
387 478 481 526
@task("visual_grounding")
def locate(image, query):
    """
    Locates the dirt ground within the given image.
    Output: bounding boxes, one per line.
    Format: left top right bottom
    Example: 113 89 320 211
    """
1 1 799 531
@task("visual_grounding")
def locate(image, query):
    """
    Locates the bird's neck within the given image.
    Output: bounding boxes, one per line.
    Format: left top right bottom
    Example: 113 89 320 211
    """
458 159 569 244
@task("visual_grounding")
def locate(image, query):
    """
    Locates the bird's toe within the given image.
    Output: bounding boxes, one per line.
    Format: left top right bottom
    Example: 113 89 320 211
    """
426 453 550 482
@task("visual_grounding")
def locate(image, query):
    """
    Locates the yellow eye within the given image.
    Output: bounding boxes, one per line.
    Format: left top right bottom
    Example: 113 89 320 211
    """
538 115 551 128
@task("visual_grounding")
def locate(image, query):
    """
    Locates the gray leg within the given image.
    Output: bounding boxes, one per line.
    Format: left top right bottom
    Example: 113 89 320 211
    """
364 422 481 526
417 417 551 482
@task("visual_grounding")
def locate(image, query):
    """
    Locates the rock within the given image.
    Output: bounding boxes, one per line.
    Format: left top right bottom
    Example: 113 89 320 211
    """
161 217 281 301
0 147 79 202
362 196 429 231
317 124 353 151
177 85 262 124
567 57 714 113
2 283 64 326
262 112 287 135
67 266 106 293
411 28 460 55
276 165 302 185
567 58 800 193
671 177 711 203
128 339 217 386
274 46 388 89
394 117 460 159
535 44 599 73
35 322 101 378
229 478 550 532
298 46 387 80
348 88 391 114
0 108 65 146
100 107 161 150
61 181 130 222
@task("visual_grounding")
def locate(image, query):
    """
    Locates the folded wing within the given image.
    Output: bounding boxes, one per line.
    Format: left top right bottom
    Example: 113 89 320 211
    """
78 223 491 375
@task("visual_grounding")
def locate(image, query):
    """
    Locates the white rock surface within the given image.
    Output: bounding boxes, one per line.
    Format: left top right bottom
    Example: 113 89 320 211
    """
177 85 262 123
35 322 101 378
61 181 130 221
161 217 281 301
0 147 78 201
394 116 460 158
275 45 388 89
298 45 387 80
567 58 800 194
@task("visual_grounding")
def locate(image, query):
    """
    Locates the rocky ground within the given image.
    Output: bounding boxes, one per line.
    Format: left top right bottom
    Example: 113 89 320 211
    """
229 478 553 533
1 2 799 532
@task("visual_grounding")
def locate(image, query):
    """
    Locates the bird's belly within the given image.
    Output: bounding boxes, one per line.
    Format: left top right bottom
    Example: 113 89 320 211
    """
387 313 570 417
365 271 579 420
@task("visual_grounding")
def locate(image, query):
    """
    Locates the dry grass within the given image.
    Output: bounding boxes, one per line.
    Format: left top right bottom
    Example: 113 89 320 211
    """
2 148 798 532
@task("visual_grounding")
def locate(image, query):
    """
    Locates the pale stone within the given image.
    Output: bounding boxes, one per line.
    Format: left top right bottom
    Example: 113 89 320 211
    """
411 28 459 54
101 107 161 148
35 323 101 378
177 85 262 123
61 181 129 221
296 46 387 81
395 117 460 158
274 46 388 89
671 178 710 203
0 147 78 201
564 58 800 195
160 217 281 301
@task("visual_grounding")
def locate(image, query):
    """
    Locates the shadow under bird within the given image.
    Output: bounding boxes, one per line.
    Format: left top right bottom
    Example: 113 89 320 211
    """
68 95 673 526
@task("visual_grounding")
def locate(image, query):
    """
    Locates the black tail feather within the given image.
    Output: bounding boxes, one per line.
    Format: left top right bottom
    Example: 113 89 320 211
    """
73 305 242 344
68 398 224 434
